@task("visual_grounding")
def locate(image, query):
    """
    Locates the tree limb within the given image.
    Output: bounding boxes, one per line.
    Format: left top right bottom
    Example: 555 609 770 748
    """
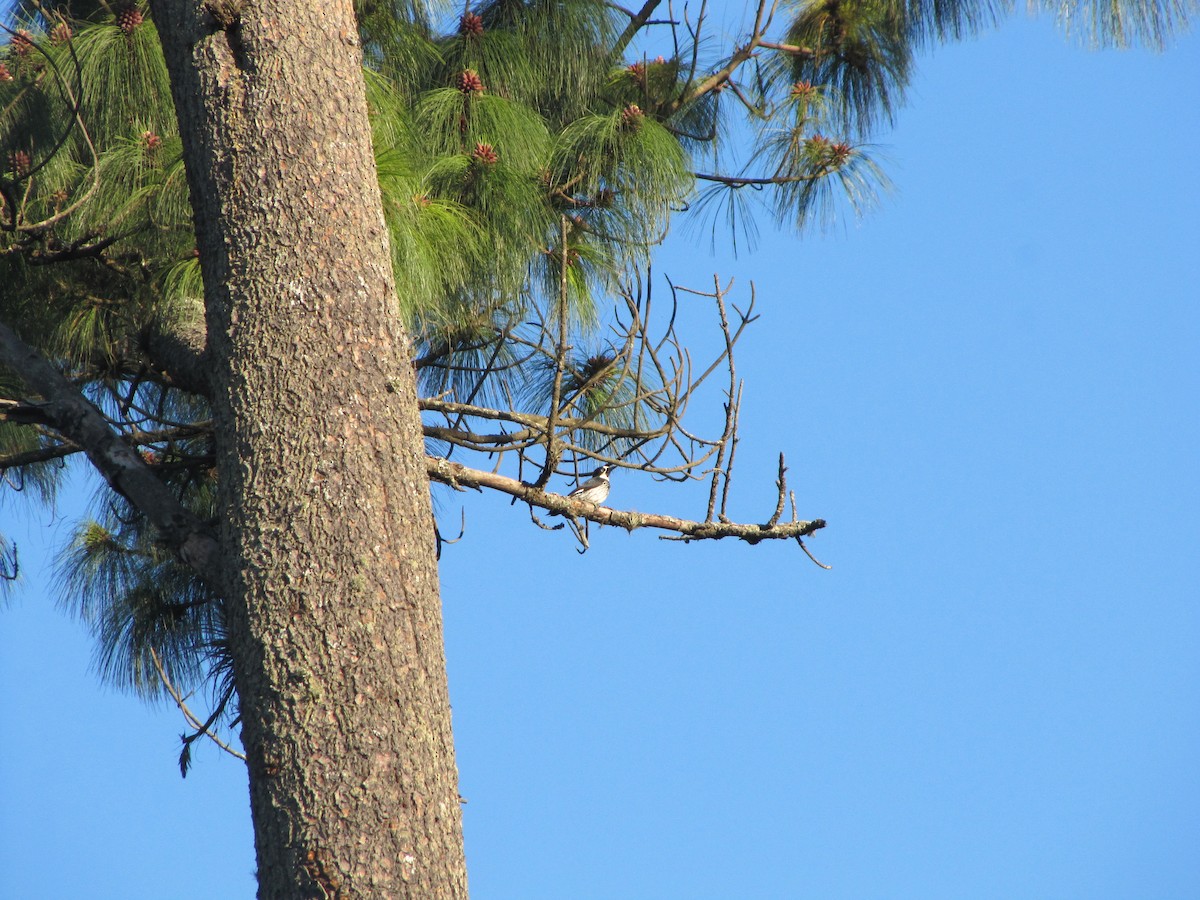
141 318 212 397
0 322 219 576
427 457 826 547
614 0 664 56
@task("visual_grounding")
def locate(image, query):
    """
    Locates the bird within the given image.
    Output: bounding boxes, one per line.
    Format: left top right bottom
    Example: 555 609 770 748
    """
565 464 614 507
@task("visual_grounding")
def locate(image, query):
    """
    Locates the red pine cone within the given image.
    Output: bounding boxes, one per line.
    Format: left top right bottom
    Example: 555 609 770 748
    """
50 22 73 44
805 134 852 166
116 5 145 35
0 64 13 83
11 30 34 56
456 69 485 95
620 103 644 130
472 142 499 165
141 130 163 151
790 81 816 101
460 13 484 36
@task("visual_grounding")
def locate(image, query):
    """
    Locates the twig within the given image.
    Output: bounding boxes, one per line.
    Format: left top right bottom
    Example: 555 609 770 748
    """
149 647 246 765
767 453 787 527
796 536 831 569
434 508 467 559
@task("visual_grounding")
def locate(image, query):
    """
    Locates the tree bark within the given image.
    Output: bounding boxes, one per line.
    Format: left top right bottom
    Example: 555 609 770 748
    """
147 2 467 896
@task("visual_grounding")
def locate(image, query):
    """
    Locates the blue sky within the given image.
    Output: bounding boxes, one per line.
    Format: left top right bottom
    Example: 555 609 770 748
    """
3 9 1199 900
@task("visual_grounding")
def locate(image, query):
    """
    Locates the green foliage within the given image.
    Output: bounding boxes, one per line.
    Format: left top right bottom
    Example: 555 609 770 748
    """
550 109 693 245
58 515 222 698
1039 0 1196 48
465 0 618 120
783 0 915 132
0 411 59 505
55 405 221 700
68 5 174 148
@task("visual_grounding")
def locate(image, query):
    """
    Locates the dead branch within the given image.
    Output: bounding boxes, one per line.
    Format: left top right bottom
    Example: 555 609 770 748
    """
427 457 825 550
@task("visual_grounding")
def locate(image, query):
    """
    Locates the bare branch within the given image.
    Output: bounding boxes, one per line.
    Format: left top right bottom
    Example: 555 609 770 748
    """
614 0 665 55
758 39 815 56
672 0 783 112
427 457 826 547
694 170 828 187
0 397 53 425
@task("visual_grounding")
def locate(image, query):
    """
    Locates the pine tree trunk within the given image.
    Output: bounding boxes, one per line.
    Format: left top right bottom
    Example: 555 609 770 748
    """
147 2 468 896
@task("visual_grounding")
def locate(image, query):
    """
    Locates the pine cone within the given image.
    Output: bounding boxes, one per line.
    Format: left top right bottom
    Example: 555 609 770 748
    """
456 69 485 95
116 5 145 35
805 134 852 167
619 104 645 130
142 130 163 152
472 142 499 165
790 81 816 101
0 64 13 83
11 30 34 57
50 22 73 44
460 13 484 36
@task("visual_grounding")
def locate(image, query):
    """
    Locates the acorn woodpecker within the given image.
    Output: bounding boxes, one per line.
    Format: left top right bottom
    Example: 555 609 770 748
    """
566 464 613 506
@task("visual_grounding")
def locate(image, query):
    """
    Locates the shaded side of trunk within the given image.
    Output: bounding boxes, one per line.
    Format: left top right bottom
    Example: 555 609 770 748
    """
148 2 467 896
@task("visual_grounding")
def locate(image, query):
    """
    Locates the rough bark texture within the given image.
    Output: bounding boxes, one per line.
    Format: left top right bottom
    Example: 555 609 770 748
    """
147 2 467 896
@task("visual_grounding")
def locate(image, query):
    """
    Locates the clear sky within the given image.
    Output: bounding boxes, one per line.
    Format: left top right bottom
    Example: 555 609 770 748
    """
2 9 1199 900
